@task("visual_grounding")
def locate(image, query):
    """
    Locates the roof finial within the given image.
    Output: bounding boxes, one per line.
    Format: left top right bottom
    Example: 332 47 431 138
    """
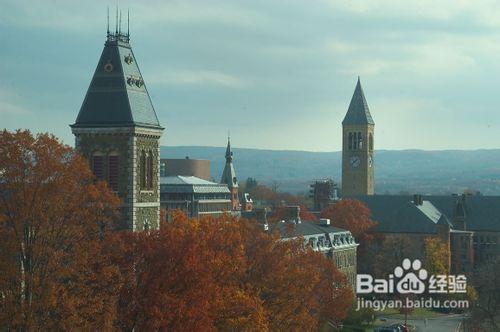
107 6 110 36
127 8 130 37
115 6 118 34
119 9 122 34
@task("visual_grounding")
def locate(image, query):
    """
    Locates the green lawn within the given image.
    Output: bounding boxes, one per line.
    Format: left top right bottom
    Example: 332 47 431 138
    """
375 307 444 319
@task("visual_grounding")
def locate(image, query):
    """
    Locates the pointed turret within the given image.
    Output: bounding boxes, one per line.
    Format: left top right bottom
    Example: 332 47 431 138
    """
342 77 374 126
71 28 162 130
220 137 240 211
221 137 238 189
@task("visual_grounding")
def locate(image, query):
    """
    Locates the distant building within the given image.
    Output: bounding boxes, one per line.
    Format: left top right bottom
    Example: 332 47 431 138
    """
160 158 211 181
269 206 358 287
341 78 374 196
352 194 500 272
71 27 163 231
241 193 253 212
160 175 232 219
220 137 241 211
310 179 338 211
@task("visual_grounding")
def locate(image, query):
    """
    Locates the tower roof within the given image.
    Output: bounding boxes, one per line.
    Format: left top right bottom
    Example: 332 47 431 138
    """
342 78 374 126
221 137 238 189
71 31 162 129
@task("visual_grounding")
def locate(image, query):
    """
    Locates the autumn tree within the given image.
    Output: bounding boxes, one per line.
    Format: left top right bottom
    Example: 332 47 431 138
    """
0 130 121 330
320 199 378 272
423 237 450 276
470 256 500 330
109 211 351 330
373 235 420 278
268 204 318 222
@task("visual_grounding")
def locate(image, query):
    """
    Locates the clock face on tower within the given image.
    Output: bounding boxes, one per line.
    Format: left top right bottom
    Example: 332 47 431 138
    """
349 156 361 168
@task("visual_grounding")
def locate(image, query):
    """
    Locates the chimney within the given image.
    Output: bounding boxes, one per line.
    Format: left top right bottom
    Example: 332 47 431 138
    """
413 194 423 206
320 218 331 226
286 205 301 223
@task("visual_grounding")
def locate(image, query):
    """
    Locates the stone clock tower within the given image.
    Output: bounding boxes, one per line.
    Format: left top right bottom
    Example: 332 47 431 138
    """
71 26 164 231
341 78 374 196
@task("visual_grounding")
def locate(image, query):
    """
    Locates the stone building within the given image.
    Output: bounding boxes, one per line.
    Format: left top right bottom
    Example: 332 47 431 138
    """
220 137 241 211
71 27 163 231
341 78 375 196
310 178 338 211
338 78 500 273
270 206 358 287
352 193 500 273
160 175 232 219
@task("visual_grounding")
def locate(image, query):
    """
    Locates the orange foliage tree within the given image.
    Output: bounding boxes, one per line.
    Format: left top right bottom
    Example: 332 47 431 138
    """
0 130 121 330
320 199 378 272
268 204 318 222
108 211 351 330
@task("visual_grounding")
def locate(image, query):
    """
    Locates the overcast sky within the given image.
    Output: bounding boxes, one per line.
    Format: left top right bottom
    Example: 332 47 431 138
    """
1 0 500 151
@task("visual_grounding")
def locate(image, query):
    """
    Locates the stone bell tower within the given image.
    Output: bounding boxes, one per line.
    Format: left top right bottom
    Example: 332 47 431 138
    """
341 78 374 196
71 19 164 231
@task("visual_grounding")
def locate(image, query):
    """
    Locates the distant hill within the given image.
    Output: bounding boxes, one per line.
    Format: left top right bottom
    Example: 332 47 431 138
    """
161 146 500 195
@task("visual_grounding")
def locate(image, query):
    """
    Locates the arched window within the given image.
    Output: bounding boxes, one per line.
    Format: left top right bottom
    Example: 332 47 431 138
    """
358 132 363 149
147 150 154 189
348 132 352 150
353 132 358 150
140 151 146 189
369 133 374 151
108 152 119 192
92 152 104 181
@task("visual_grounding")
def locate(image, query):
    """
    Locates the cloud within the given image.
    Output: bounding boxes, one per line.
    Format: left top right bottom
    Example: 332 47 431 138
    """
148 69 248 88
0 89 31 115
0 0 270 32
323 0 500 27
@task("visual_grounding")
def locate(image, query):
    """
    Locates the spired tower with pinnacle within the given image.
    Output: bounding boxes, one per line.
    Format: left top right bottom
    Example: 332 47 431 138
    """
341 78 375 196
220 138 241 211
70 18 164 231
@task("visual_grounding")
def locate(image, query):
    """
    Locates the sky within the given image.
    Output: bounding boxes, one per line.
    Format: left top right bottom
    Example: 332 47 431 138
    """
1 0 500 152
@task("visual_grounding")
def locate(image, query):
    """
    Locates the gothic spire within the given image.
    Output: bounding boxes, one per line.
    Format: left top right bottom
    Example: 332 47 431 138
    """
342 77 375 126
221 136 238 189
225 135 232 162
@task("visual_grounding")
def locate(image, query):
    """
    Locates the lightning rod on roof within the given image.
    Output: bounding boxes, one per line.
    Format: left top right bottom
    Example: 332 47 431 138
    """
115 6 118 34
107 6 110 35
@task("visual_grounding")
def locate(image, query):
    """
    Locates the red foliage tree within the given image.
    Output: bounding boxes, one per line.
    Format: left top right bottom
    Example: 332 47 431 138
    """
321 199 377 272
109 211 351 330
0 130 121 330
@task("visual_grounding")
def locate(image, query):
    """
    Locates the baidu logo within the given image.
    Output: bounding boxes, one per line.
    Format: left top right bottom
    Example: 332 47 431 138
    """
357 258 445 295
394 258 428 294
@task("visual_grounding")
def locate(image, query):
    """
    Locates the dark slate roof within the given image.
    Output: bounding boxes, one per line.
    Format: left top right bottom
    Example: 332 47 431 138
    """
349 195 500 233
220 138 238 188
72 33 162 129
270 220 349 238
342 78 375 126
350 195 449 234
427 195 500 232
